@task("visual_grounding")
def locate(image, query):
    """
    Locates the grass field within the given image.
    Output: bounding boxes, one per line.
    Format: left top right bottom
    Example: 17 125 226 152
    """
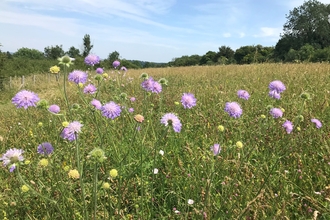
0 63 330 219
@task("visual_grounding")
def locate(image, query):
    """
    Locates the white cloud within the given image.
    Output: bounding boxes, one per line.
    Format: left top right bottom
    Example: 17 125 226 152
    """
223 33 231 38
254 27 281 38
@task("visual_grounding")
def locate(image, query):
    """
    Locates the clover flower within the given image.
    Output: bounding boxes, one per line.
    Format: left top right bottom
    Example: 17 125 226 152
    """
113 60 120 68
101 101 122 119
84 54 100 66
68 70 88 84
160 113 182 133
210 144 221 156
61 121 83 141
269 80 286 93
96 67 104 74
0 148 24 172
225 102 242 118
37 142 54 155
311 118 322 128
282 120 293 134
12 90 40 109
91 99 102 110
181 93 197 109
83 84 97 94
48 104 60 114
237 90 250 100
270 108 283 118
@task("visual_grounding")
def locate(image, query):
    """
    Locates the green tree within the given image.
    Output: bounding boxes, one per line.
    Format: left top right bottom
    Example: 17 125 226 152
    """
298 44 315 61
82 34 93 57
44 45 65 59
67 46 80 58
13 47 45 59
217 46 235 64
108 51 120 63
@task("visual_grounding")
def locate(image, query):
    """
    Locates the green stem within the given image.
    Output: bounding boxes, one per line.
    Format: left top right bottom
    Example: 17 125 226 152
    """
93 163 98 219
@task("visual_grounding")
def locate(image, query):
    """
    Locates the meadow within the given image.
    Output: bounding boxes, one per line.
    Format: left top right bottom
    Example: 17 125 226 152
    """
0 59 330 219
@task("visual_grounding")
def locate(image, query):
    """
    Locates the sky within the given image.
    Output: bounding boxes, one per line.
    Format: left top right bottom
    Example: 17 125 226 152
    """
1 0 330 63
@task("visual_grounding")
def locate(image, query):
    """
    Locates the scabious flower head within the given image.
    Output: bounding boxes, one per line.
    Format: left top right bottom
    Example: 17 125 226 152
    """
270 108 283 118
96 67 104 74
12 90 40 109
141 77 155 91
61 121 83 141
300 92 311 100
269 80 286 93
225 102 243 118
37 142 54 155
21 185 29 192
68 169 80 179
37 99 49 110
48 104 60 114
188 199 194 205
0 148 24 172
83 84 97 94
68 70 88 84
210 144 221 156
101 101 122 119
237 90 250 100
38 158 49 167
88 148 106 163
160 113 182 133
109 169 118 178
311 118 322 128
268 90 281 99
58 55 74 67
140 72 148 79
130 97 136 102
158 78 168 86
282 120 293 134
62 121 69 127
128 108 134 113
120 66 127 71
91 99 102 110
113 60 120 68
102 182 110 189
236 141 243 148
181 93 197 109
84 54 100 66
218 125 225 132
134 114 144 123
49 65 60 74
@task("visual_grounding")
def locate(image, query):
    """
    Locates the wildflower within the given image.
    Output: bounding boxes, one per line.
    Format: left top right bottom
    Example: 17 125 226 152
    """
210 144 221 156
158 78 168 86
153 168 159 174
36 99 49 110
120 66 127 71
37 142 54 155
188 199 194 205
102 182 110 189
159 150 164 156
38 158 49 167
160 113 182 133
95 75 102 81
218 125 225 132
48 104 60 114
113 60 120 68
84 54 100 66
141 77 159 93
91 99 102 110
58 55 74 67
101 101 122 119
96 67 104 74
269 80 286 93
260 114 266 119
282 120 293 134
102 73 108 78
130 97 136 102
140 72 148 79
224 102 242 118
68 70 88 84
268 90 281 99
174 101 180 105
109 169 118 178
83 84 97 94
61 121 83 141
49 65 60 74
62 121 69 127
270 108 283 118
128 108 134 113
12 90 40 109
78 83 83 88
236 141 243 148
24 160 30 165
151 81 162 93
134 114 144 123
0 148 24 172
300 92 311 100
181 93 197 109
88 148 106 163
237 90 250 100
21 185 29 192
68 169 80 179
311 118 322 129
296 115 304 122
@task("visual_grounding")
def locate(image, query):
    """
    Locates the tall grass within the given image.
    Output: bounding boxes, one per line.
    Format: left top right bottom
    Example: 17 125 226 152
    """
0 63 330 219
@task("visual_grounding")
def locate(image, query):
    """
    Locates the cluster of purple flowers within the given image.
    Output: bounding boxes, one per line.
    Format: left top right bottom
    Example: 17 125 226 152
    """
210 144 221 156
311 118 322 128
268 80 286 99
49 104 60 114
225 102 243 118
12 90 40 109
68 70 88 84
0 148 24 172
270 108 283 118
37 142 54 155
83 84 97 94
61 121 83 141
101 101 122 119
161 113 182 133
141 77 162 94
84 54 100 66
181 93 197 109
113 60 120 68
282 120 293 134
237 90 250 100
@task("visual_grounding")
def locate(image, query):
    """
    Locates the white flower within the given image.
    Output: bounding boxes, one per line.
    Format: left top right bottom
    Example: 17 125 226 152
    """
174 210 180 214
153 168 159 174
188 199 194 205
159 150 164 156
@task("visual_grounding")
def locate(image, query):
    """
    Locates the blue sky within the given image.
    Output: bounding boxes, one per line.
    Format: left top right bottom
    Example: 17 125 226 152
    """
1 0 330 62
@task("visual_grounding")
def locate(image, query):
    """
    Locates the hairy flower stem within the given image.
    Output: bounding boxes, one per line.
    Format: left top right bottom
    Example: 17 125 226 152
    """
62 66 71 118
93 163 98 219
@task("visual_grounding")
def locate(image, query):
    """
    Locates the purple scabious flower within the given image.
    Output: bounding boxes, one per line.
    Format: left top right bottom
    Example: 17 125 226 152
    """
84 54 100 66
237 90 250 100
181 93 197 109
61 121 83 141
130 97 136 102
91 99 102 110
269 90 281 99
269 80 286 93
210 144 221 156
128 108 134 113
311 118 322 128
101 101 122 119
83 84 97 94
270 108 283 118
12 90 40 109
282 120 293 134
68 70 88 84
0 148 24 172
49 104 60 114
151 81 162 94
224 102 243 118
113 60 120 68
37 142 54 155
120 66 127 71
141 77 156 92
96 68 104 74
160 113 182 133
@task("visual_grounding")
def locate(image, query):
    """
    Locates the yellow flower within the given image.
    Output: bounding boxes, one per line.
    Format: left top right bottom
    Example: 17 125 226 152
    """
102 73 108 78
21 185 29 193
280 108 285 113
174 101 180 105
38 122 43 127
297 127 301 131
78 83 84 88
217 125 225 132
102 182 110 189
24 160 30 165
38 159 49 167
63 165 70 172
260 114 266 119
236 141 243 148
68 169 80 179
62 121 69 127
50 65 60 74
109 169 118 178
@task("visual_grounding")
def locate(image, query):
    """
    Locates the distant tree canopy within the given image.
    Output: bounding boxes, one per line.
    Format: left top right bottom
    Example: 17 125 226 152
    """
82 34 93 57
67 46 80 58
13 48 45 60
44 45 65 60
